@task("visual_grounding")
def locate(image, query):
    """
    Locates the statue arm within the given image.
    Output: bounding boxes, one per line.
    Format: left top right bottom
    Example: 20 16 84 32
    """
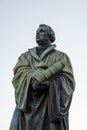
33 60 64 82
32 53 75 91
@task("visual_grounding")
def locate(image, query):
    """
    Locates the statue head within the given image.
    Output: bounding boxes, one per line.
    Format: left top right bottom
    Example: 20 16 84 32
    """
36 24 55 45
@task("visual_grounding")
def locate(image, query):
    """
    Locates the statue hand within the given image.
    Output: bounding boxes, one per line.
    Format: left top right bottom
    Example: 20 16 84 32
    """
32 80 50 91
32 69 44 82
40 81 50 87
32 80 40 90
32 69 42 79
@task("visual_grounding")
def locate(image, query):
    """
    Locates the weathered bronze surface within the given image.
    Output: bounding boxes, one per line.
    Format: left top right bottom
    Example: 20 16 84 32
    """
9 24 75 130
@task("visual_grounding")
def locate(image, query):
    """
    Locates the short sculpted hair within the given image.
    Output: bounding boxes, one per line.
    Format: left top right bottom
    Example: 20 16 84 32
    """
37 24 55 43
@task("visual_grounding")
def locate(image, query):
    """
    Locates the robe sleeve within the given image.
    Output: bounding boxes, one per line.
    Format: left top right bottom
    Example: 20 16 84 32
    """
48 53 75 121
12 52 34 111
33 61 64 82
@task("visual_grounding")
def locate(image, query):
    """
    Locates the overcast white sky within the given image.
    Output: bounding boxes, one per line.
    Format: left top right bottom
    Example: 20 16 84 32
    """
0 0 87 130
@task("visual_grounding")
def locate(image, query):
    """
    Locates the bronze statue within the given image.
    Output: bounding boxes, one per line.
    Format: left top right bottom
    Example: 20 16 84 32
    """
9 24 75 130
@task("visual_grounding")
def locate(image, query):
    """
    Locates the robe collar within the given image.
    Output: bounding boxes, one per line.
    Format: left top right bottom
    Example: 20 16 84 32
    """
29 44 56 61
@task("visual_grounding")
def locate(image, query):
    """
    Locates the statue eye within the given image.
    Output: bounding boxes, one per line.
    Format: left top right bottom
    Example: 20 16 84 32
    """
40 29 45 32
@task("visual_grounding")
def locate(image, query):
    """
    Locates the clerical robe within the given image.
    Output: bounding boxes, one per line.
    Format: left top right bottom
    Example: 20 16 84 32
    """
9 44 75 130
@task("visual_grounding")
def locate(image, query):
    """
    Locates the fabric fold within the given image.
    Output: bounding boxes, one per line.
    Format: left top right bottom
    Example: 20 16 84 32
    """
48 75 73 121
12 53 34 111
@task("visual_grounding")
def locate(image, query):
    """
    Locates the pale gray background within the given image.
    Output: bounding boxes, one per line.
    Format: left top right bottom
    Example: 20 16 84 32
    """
0 0 87 129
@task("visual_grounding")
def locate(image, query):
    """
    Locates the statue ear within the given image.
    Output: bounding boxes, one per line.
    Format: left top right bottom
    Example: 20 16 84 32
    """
48 34 55 43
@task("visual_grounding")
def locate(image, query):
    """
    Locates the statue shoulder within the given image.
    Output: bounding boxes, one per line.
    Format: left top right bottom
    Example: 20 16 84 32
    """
53 49 71 64
19 47 36 59
54 49 70 59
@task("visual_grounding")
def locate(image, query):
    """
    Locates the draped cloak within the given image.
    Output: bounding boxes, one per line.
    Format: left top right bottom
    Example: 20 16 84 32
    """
9 44 75 130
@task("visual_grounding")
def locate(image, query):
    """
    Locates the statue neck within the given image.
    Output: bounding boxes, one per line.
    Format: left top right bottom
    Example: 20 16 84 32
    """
37 43 51 50
37 43 52 56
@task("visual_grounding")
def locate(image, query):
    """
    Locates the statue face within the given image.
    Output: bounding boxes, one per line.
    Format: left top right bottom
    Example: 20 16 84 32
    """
36 27 50 45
